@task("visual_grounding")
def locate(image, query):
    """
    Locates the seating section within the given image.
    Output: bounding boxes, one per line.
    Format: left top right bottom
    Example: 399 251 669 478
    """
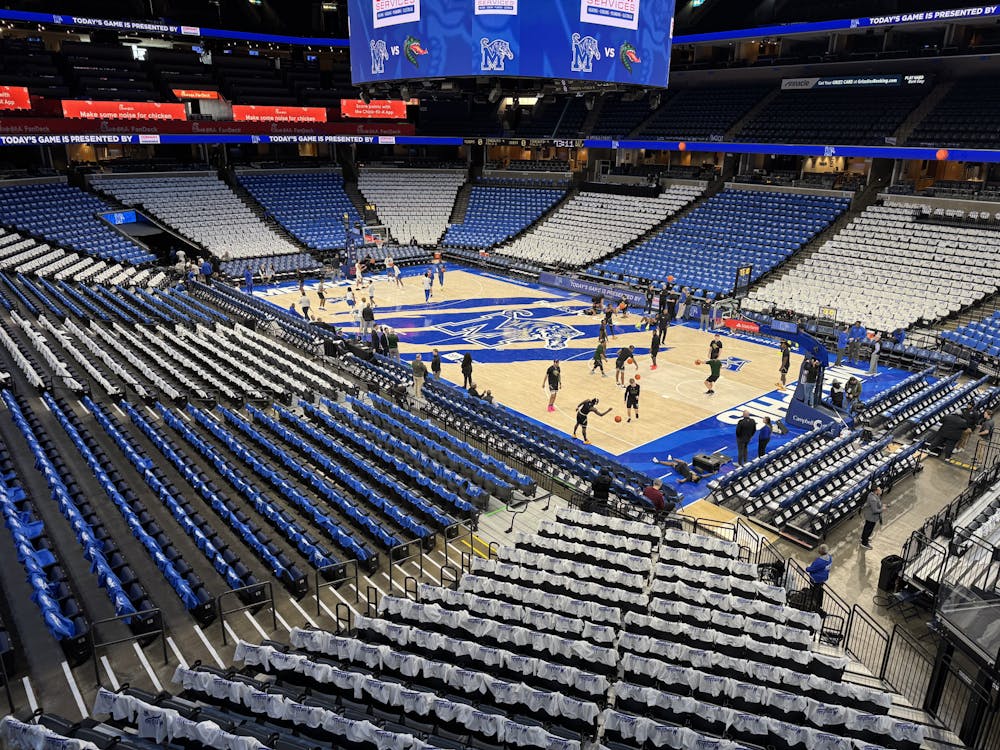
636 85 770 141
591 189 849 294
712 423 924 539
358 169 466 246
737 84 927 145
91 173 301 260
496 185 701 267
236 170 362 251
442 182 566 249
942 310 1000 358
11 507 927 750
908 77 1000 148
219 252 321 279
0 182 155 264
590 93 655 138
745 202 1000 330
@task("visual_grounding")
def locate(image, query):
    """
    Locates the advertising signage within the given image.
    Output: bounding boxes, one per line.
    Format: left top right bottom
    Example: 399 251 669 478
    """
0 86 31 111
231 105 328 123
61 100 187 121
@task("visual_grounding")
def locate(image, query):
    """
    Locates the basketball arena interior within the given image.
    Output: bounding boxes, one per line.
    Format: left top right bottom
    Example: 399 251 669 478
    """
0 0 999 748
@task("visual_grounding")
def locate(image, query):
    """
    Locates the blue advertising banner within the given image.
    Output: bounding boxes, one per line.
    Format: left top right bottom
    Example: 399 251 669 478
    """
538 272 647 307
348 0 675 87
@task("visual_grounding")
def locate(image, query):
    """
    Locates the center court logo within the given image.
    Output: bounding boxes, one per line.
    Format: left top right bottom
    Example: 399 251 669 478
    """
435 309 583 350
571 33 601 72
481 38 514 72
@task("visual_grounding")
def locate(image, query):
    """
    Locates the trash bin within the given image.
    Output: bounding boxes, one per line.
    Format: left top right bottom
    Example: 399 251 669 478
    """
878 554 905 591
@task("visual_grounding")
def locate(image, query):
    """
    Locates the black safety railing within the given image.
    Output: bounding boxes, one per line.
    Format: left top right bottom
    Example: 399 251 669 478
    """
388 540 423 601
442 520 474 574
314 559 359 617
217 582 276 647
89 608 167 689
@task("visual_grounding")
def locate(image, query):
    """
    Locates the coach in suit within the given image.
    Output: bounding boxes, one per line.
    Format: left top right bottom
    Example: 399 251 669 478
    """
735 410 757 466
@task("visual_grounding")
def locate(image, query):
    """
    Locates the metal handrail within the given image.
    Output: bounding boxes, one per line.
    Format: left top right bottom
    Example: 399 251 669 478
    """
315 559 359 617
89 607 167 688
217 582 275 647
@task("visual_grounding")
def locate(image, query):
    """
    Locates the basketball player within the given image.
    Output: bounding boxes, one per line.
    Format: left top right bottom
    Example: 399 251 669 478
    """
590 340 608 376
393 263 403 287
624 378 640 422
354 260 365 287
603 304 616 339
317 280 326 310
542 359 561 412
346 287 356 310
649 328 661 370
652 455 704 483
709 334 723 361
573 398 611 444
423 273 432 303
699 355 723 395
778 340 791 388
438 261 446 287
615 345 639 387
598 319 609 345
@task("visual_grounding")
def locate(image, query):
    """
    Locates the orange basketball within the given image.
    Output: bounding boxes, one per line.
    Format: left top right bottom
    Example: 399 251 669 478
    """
667 275 675 282
628 357 635 364
635 374 641 380
678 141 687 152
614 415 623 423
936 148 949 161
695 359 703 366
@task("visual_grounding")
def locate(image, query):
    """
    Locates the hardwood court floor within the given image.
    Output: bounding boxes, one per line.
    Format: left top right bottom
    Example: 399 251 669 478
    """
265 269 803 456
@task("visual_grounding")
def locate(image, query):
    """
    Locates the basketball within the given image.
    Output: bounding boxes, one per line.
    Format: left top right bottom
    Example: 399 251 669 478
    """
635 374 641 380
667 275 675 282
614 415 623 423
628 357 635 364
695 359 703 366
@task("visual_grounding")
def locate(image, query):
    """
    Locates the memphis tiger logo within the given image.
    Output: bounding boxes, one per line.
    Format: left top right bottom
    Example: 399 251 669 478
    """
370 39 389 75
404 36 429 67
571 33 601 73
619 41 641 73
722 356 749 372
481 38 514 72
435 308 583 350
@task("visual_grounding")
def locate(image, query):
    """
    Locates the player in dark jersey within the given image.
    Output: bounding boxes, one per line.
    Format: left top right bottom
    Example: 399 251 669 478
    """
624 378 640 422
778 340 792 388
573 398 611 444
542 359 561 413
709 334 723 361
649 328 661 370
615 344 639 387
652 455 704 483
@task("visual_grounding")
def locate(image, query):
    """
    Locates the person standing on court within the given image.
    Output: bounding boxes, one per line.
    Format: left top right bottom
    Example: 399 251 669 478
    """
676 287 689 322
709 334 723 361
423 272 433 303
591 339 608 376
644 283 654 315
860 485 884 550
411 354 427 400
437 261 446 288
735 410 757 466
298 291 312 321
317 279 327 311
431 349 442 380
778 340 792 389
360 301 375 339
868 333 882 375
699 296 711 331
848 320 867 365
806 544 832 612
573 397 611 444
624 377 640 422
244 266 254 294
656 309 670 346
543 359 561 413
649 328 661 370
615 345 639 387
461 352 474 389
757 416 773 458
835 326 849 367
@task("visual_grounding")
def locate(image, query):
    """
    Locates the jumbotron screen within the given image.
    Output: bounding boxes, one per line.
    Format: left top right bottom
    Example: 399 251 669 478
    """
348 0 675 87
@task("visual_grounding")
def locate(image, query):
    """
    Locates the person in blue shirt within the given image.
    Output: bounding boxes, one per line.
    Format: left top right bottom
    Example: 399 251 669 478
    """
244 267 254 294
835 326 849 367
892 328 906 346
757 416 773 458
848 321 867 364
806 543 832 612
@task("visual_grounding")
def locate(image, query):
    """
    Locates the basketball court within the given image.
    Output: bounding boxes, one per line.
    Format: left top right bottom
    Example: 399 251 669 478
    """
257 265 910 502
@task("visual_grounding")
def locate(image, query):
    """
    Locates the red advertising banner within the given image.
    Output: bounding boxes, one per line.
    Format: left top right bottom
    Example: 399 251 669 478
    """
341 99 409 119
62 100 187 121
172 89 220 100
232 105 327 123
0 86 31 111
0 117 414 137
723 318 761 333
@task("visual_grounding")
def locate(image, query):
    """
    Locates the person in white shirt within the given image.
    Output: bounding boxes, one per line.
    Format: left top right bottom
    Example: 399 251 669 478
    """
298 293 311 321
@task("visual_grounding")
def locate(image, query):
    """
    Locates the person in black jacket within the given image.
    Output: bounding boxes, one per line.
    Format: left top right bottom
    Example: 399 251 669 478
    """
735 410 757 466
930 411 970 459
460 352 473 389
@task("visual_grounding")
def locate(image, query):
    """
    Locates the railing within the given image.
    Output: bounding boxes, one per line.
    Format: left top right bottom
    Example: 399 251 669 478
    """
217 582 276 647
89 608 168 689
844 603 891 678
314 559 359 618
882 624 935 708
